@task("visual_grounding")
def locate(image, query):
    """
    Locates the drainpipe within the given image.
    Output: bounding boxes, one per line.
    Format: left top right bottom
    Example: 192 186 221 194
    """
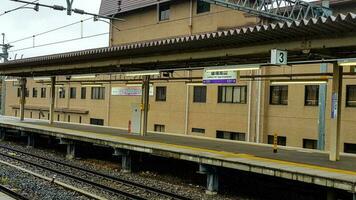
189 0 193 35
247 70 253 142
184 71 191 135
256 69 262 143
107 79 112 126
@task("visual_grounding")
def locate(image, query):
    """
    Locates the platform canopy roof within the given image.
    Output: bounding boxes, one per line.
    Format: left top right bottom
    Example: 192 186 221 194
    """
1 13 356 76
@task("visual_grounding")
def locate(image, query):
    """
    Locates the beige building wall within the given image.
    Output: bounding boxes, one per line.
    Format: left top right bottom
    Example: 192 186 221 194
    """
3 0 356 153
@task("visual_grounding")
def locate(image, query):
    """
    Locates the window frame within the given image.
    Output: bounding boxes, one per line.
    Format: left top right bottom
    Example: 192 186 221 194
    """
192 128 205 134
70 87 77 99
269 85 288 105
197 0 211 14
346 85 356 107
193 86 207 103
216 130 246 141
59 87 66 99
40 88 46 98
303 139 318 149
81 87 87 99
158 3 170 21
154 124 165 132
91 87 105 100
32 88 38 98
155 86 167 102
267 135 287 146
304 85 319 106
218 86 247 104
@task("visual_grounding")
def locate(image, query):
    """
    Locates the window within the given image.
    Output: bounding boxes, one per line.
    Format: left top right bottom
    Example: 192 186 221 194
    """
41 88 46 98
346 85 356 107
344 143 356 154
90 118 104 126
267 135 287 146
32 88 38 98
25 89 29 97
68 115 71 122
197 0 210 14
154 124 165 132
351 66 356 73
192 128 205 134
70 87 76 99
305 85 319 106
303 139 317 149
91 87 105 100
59 87 66 99
81 87 87 99
79 116 82 124
216 131 245 141
30 112 32 118
218 86 247 104
193 86 207 103
57 114 60 121
17 88 20 97
270 86 288 105
14 110 17 117
156 86 167 101
159 3 170 21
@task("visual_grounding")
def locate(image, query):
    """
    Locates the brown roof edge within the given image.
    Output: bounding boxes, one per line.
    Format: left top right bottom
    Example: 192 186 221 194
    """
10 105 89 115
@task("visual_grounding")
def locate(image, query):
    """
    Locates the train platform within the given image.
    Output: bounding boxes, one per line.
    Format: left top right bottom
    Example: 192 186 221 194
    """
0 116 355 195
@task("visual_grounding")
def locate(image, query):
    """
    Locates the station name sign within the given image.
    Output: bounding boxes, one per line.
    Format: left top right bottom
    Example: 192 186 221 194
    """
203 70 238 84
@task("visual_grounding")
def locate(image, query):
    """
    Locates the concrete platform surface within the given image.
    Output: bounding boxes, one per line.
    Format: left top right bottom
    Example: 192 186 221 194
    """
0 116 355 193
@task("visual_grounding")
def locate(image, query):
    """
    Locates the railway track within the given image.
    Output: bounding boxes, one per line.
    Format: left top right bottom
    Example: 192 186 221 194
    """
0 144 192 200
0 184 29 200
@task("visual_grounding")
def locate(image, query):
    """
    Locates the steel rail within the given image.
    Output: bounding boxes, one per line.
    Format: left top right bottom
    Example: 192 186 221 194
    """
0 145 192 200
0 184 29 200
0 150 146 200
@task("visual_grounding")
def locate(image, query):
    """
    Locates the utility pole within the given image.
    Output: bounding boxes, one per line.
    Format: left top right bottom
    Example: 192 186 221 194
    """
0 33 13 115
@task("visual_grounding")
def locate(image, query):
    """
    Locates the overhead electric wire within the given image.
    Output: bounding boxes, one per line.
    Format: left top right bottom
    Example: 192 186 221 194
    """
8 17 94 44
0 0 38 17
9 32 109 52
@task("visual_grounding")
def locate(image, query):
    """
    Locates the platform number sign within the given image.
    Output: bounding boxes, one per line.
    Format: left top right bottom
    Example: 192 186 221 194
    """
271 49 288 65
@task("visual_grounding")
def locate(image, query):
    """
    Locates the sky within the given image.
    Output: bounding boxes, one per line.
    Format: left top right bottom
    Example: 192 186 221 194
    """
0 0 109 60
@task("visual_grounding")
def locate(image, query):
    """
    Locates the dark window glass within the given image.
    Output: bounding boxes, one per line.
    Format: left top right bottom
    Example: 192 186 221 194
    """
346 85 356 107
192 128 205 134
216 130 245 141
197 0 210 13
267 135 287 146
270 86 288 105
91 87 105 100
59 87 66 99
90 118 104 126
218 86 247 104
32 88 38 98
68 115 71 122
41 88 46 98
81 87 87 99
303 139 318 149
57 114 60 121
154 124 165 132
159 3 170 21
193 86 207 103
79 116 82 123
17 88 21 97
156 86 167 101
70 87 76 99
344 143 356 154
305 85 319 106
25 89 29 97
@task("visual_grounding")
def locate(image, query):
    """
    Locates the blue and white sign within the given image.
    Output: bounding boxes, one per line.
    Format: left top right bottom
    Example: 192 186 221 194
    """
203 70 238 84
111 86 154 96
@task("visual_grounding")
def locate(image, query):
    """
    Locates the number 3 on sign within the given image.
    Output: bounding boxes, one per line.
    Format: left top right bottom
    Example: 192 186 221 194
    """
271 49 288 65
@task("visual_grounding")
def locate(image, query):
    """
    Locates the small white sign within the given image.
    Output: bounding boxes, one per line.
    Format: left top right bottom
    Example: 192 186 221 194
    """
203 70 238 84
271 49 288 65
111 86 154 96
